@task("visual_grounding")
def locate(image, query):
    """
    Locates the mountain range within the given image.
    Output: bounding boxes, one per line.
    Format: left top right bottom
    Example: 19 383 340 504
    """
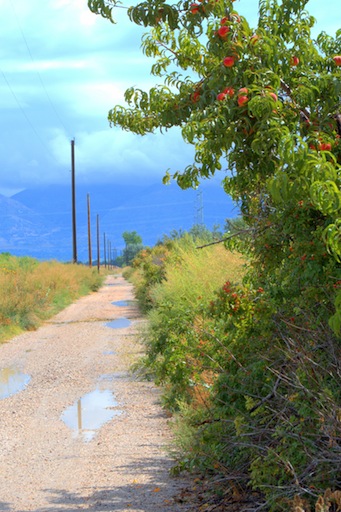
0 181 239 262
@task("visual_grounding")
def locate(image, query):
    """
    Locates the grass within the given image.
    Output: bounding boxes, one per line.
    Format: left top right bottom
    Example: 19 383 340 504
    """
150 239 245 308
0 253 105 343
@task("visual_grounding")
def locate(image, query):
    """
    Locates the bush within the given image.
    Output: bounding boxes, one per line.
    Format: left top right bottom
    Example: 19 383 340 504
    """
127 226 341 509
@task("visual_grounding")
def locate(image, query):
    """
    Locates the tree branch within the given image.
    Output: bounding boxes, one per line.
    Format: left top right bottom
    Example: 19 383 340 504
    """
196 228 254 249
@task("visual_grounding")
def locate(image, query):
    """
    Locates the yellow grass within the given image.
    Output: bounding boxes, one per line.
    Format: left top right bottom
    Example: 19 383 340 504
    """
0 255 104 342
151 242 246 306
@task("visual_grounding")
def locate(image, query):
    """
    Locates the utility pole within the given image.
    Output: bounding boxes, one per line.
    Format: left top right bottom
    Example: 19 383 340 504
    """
103 233 107 269
108 240 111 269
71 138 77 263
96 214 100 273
87 194 92 268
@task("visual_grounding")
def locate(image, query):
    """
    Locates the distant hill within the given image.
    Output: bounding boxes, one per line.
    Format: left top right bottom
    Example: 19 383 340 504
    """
0 181 239 261
0 193 56 258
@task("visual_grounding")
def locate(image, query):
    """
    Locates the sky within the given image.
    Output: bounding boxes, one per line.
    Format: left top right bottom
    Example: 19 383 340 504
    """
0 0 340 196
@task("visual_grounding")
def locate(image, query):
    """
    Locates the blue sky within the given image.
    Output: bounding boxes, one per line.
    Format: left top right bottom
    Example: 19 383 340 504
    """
0 0 339 196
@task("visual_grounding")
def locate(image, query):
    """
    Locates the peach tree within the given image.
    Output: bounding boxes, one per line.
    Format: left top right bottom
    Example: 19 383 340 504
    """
89 0 341 507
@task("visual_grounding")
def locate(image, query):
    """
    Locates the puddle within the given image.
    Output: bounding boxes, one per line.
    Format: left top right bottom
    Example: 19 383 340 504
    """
106 318 131 329
103 350 115 355
61 389 122 442
0 368 31 400
112 300 133 307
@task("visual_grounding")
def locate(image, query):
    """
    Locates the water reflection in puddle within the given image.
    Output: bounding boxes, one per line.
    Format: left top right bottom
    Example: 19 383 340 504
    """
106 318 131 329
0 368 31 400
112 300 133 307
61 389 122 442
103 350 115 355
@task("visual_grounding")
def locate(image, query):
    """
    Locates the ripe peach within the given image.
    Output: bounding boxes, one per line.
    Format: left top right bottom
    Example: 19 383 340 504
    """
223 87 235 97
217 92 226 101
290 56 299 66
238 87 248 96
238 95 249 107
333 55 341 66
223 56 235 67
192 91 201 103
190 3 200 14
318 142 332 151
217 26 229 38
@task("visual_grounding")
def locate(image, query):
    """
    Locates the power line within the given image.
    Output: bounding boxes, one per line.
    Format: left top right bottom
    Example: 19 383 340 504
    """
7 0 70 136
0 68 55 159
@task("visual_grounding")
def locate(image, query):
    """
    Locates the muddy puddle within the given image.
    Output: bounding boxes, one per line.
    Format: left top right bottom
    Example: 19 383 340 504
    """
106 317 131 329
0 367 31 400
61 389 122 442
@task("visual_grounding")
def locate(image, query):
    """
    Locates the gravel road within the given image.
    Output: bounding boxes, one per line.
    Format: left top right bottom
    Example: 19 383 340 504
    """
0 275 192 512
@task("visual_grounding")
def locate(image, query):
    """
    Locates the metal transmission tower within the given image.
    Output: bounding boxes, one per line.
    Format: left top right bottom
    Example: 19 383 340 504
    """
195 189 204 226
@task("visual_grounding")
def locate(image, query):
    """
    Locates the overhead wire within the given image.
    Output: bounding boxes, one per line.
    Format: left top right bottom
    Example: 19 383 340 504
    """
0 68 55 160
7 0 70 136
0 0 72 166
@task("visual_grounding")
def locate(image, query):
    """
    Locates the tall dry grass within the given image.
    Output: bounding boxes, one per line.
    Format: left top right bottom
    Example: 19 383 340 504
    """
150 239 245 307
0 254 104 342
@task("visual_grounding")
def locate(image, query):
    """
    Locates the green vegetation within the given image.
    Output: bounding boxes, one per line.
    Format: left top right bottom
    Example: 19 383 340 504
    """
122 230 144 266
89 0 341 508
0 253 104 342
128 225 340 510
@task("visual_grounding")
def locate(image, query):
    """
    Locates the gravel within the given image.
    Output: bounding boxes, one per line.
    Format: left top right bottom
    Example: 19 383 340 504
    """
0 275 192 512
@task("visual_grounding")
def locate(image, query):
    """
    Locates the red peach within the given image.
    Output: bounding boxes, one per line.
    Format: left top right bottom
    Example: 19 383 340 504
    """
223 87 235 97
238 87 248 96
217 26 230 38
333 55 341 66
217 92 226 101
190 3 200 13
192 91 200 102
318 142 332 151
238 95 249 107
290 56 300 66
223 56 235 67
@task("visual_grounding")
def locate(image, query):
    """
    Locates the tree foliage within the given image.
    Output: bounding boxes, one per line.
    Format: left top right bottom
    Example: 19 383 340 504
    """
122 230 143 265
88 0 341 508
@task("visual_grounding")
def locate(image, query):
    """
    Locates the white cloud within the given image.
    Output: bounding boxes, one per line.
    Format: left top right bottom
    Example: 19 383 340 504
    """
49 125 194 184
0 0 340 197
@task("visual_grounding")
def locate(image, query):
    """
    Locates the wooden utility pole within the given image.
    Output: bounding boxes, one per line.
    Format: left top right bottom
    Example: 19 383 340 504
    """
103 232 107 269
71 139 77 264
96 214 100 273
108 240 111 269
87 194 92 268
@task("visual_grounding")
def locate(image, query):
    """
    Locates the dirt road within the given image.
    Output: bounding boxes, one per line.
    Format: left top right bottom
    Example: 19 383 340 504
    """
0 275 192 512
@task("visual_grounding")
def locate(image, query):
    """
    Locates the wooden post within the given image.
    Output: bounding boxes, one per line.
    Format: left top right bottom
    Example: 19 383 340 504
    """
96 214 100 273
71 139 77 263
87 194 92 267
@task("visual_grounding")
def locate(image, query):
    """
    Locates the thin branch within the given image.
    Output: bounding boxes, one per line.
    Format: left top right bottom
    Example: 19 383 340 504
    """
196 228 254 249
248 375 282 414
280 79 310 122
